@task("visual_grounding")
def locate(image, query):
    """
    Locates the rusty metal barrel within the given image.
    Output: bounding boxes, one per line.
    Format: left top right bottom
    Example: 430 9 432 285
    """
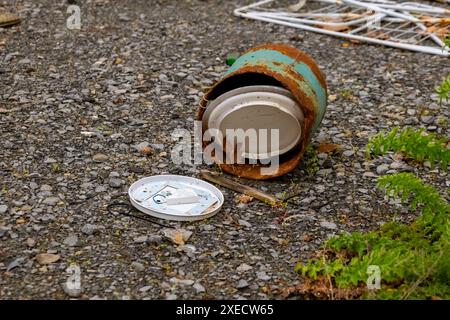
197 44 327 180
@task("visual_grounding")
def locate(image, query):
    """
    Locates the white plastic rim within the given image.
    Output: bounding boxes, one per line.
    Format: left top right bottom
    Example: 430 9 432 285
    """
203 85 304 160
128 175 224 222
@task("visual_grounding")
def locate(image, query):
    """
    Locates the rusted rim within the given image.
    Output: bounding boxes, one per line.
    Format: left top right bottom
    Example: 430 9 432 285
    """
197 44 327 180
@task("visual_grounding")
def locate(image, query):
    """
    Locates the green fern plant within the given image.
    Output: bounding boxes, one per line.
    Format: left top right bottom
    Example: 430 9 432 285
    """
366 127 450 169
378 173 450 236
436 74 450 105
295 173 450 299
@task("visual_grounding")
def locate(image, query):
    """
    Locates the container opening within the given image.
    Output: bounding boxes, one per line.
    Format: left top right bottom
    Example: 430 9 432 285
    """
208 73 286 100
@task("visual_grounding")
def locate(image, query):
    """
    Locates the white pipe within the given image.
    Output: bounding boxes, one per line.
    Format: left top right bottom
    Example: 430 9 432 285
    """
253 11 378 27
400 10 446 48
379 4 450 14
341 0 423 22
234 0 274 15
347 13 387 34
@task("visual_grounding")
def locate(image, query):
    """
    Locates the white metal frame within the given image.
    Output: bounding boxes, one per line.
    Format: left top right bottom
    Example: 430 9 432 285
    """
234 0 450 56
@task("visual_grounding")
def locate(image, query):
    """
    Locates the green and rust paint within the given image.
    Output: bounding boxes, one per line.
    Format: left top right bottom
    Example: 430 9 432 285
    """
197 44 328 180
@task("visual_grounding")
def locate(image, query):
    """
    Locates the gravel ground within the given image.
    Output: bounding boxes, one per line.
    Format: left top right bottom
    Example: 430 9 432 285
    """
0 0 449 300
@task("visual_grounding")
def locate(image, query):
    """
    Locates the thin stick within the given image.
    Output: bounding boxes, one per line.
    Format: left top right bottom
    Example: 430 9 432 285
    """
200 170 279 205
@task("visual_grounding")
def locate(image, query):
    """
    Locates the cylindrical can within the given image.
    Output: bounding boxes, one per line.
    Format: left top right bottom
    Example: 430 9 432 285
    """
197 44 327 180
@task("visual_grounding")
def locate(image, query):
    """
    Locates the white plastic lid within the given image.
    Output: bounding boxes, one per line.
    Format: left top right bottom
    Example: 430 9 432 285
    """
128 175 224 222
203 85 304 160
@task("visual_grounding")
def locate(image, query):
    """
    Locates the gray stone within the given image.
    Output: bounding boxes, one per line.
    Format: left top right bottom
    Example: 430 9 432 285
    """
238 219 252 228
236 279 249 289
236 263 253 273
7 257 25 272
0 228 8 237
166 293 177 300
134 141 149 151
404 117 418 125
170 277 195 286
81 224 97 235
92 153 108 163
63 235 79 247
148 235 163 244
193 282 205 293
42 196 59 206
134 235 148 243
390 161 404 170
95 185 107 193
108 178 123 188
162 228 192 244
376 164 389 175
180 244 196 256
0 205 8 214
420 115 434 124
131 261 145 272
256 271 271 281
62 282 82 298
40 184 53 191
320 221 337 230
44 157 57 164
139 285 152 292
202 224 215 231
109 171 120 178
343 150 354 157
317 169 333 176
18 58 31 65
363 171 377 178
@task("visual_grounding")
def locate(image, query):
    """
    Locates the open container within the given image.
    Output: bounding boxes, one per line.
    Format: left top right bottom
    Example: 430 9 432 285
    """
197 44 328 180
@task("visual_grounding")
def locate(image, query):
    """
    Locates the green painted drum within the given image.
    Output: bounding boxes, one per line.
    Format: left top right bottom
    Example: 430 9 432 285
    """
197 44 328 180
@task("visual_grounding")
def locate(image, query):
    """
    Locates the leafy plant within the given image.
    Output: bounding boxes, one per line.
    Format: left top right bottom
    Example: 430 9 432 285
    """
366 127 450 169
52 163 61 173
340 88 353 100
378 173 450 237
294 173 450 300
435 74 450 105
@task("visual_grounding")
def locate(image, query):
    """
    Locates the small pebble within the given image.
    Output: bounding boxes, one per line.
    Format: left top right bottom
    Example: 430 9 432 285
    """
236 279 249 289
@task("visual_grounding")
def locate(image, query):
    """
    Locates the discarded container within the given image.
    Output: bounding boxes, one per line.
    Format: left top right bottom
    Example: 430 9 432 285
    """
197 44 327 179
128 175 224 222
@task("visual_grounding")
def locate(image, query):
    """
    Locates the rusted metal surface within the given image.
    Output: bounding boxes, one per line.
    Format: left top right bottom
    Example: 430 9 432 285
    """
248 44 327 89
197 44 327 180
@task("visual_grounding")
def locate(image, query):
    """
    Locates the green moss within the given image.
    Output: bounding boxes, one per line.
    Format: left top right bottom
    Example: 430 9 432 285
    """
302 145 320 175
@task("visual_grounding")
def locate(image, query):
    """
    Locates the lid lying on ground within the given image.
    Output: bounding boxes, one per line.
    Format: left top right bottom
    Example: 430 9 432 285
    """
128 175 224 222
202 85 304 160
